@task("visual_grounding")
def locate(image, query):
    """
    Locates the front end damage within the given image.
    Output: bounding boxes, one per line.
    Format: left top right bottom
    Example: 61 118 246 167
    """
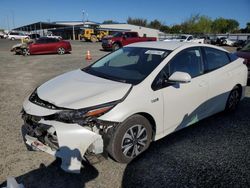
21 95 118 173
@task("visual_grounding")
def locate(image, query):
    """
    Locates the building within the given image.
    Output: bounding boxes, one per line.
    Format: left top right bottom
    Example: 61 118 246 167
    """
100 23 163 38
13 21 163 40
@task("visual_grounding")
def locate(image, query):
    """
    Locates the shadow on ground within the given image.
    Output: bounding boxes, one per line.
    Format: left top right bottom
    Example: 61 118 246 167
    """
122 97 250 188
0 158 98 188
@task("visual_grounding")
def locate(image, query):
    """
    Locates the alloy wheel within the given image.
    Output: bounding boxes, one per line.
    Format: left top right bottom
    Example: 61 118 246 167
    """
57 47 65 55
228 89 240 110
121 124 148 158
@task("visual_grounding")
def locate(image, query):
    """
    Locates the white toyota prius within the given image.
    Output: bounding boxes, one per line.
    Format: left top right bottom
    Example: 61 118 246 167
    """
21 41 248 173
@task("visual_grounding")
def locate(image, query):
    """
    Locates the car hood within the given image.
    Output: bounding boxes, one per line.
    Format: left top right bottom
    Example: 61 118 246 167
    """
37 69 132 109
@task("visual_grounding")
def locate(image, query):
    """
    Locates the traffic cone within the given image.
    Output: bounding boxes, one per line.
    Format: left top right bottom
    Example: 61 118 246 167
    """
85 50 92 60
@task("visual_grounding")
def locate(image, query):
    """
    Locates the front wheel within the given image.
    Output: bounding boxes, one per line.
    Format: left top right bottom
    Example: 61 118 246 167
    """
57 47 65 55
112 43 120 51
90 35 97 42
107 115 152 163
22 48 30 56
225 86 241 112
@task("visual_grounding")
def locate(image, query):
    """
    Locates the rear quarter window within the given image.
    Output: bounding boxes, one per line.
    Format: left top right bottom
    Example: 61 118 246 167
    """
204 47 231 72
228 53 239 62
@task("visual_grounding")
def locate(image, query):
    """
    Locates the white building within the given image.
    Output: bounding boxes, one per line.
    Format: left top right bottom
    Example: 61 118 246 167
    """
100 23 163 39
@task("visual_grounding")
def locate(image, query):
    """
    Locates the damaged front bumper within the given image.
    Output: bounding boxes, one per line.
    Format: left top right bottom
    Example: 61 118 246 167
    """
22 115 104 173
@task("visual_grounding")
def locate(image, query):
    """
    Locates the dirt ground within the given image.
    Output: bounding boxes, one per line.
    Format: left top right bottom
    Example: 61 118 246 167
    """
0 39 249 188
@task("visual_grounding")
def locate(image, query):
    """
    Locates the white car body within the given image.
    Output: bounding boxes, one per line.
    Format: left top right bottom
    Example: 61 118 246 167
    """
21 41 248 173
7 32 30 40
224 38 235 46
46 34 62 40
164 34 204 44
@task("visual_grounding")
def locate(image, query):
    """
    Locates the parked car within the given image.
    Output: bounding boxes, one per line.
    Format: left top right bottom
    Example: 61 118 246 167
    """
29 34 40 39
21 41 247 173
212 37 235 46
234 40 248 48
11 37 71 55
7 32 30 40
0 31 5 38
46 33 62 40
164 34 204 43
222 38 235 46
102 31 157 51
236 42 250 78
199 36 211 44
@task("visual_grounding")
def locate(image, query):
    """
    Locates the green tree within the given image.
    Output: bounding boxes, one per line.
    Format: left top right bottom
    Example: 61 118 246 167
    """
102 20 118 24
127 17 147 27
148 19 162 30
160 25 170 33
181 14 212 34
211 18 239 33
170 25 183 33
226 19 239 32
195 16 213 34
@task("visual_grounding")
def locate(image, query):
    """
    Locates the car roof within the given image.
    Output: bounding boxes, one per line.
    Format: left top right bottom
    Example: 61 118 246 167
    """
126 41 227 52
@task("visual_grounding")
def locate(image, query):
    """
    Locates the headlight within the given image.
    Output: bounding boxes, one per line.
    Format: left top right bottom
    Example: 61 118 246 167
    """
108 39 112 44
55 103 116 124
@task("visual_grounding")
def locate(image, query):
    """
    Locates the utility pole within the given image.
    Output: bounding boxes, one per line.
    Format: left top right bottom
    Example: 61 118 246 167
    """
82 10 85 25
11 10 15 29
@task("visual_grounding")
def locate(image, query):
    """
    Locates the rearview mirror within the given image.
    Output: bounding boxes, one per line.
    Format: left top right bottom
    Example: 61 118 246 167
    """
168 71 191 83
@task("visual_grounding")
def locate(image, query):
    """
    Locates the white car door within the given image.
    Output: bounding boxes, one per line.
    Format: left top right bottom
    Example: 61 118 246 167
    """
153 47 209 134
202 47 233 115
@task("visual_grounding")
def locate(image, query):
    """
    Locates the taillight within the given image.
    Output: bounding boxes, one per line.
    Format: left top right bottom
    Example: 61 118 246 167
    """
243 59 248 65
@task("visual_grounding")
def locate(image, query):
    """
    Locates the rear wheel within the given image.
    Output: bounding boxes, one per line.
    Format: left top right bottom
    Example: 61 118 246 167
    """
225 86 241 112
57 47 65 55
11 37 15 40
107 115 152 163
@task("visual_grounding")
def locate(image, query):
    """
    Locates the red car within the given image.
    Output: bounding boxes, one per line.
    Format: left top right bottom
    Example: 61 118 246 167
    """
12 37 72 55
102 31 157 51
236 42 250 78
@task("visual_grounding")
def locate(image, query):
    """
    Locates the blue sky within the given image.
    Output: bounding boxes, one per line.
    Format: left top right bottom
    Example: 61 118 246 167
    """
0 0 249 30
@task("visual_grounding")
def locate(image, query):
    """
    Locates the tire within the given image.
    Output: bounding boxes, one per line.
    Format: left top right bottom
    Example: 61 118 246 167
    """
112 43 120 51
57 47 65 55
90 35 97 42
222 40 227 46
107 115 152 163
225 86 241 112
11 37 15 40
22 48 30 56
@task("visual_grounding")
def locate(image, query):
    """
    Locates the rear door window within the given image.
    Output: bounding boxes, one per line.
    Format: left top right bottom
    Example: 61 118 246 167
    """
204 47 230 71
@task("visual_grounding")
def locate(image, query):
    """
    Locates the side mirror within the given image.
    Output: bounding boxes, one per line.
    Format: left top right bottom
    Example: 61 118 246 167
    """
168 71 191 83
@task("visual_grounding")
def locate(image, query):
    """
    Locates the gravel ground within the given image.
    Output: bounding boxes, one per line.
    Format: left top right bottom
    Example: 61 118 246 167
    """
0 39 249 188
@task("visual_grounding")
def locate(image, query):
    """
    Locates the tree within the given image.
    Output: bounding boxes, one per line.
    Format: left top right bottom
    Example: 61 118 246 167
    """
195 16 213 34
160 25 170 33
181 14 212 34
102 20 118 24
211 18 239 33
170 25 183 33
148 19 162 30
127 17 147 27
226 19 239 33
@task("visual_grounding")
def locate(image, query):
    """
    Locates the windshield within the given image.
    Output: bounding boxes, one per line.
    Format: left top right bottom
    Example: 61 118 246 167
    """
176 35 187 39
113 32 123 37
83 47 171 84
241 42 250 52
